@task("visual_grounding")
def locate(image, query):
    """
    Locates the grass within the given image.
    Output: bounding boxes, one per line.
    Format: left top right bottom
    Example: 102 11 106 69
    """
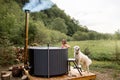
55 40 120 70
91 60 120 80
66 40 120 61
91 60 120 71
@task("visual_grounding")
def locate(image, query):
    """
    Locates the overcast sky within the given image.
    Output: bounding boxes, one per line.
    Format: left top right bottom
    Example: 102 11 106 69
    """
51 0 120 33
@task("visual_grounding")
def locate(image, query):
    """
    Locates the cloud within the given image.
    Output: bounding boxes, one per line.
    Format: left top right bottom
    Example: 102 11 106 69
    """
51 0 120 33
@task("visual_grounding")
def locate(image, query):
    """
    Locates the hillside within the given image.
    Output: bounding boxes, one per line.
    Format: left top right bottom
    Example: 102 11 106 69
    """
1 0 118 46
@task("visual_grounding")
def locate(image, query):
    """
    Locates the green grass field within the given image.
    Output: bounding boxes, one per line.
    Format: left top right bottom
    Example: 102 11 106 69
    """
66 40 120 61
65 40 120 79
55 40 120 70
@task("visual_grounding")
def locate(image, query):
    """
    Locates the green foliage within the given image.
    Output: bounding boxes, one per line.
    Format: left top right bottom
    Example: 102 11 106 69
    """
88 31 97 40
91 61 120 70
28 20 68 45
0 34 16 66
49 17 68 34
72 30 114 41
0 46 16 66
114 29 120 40
49 30 67 43
114 41 120 64
28 21 48 44
0 34 11 47
0 0 24 45
44 5 66 18
90 52 113 61
83 47 91 56
72 31 89 40
42 5 86 36
66 19 81 36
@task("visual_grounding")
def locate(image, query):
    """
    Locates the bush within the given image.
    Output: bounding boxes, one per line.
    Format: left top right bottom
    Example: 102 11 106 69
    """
83 47 91 56
114 41 120 64
90 52 113 61
72 31 89 40
0 36 16 66
0 46 16 66
28 21 68 45
47 30 67 44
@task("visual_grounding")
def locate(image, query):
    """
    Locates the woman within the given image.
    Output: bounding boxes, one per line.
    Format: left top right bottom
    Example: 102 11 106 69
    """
61 39 70 48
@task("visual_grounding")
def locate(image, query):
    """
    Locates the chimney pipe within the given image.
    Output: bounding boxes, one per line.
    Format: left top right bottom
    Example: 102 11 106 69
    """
24 10 29 66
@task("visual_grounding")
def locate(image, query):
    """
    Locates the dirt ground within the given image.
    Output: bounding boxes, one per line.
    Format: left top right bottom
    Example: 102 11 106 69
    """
0 66 120 80
92 69 120 80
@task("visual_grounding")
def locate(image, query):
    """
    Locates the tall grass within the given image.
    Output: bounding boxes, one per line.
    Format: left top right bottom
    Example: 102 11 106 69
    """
66 40 120 61
91 61 120 70
114 40 120 64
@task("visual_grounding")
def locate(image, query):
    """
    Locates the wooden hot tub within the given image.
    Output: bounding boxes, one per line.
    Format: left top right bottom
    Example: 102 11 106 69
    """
28 47 68 77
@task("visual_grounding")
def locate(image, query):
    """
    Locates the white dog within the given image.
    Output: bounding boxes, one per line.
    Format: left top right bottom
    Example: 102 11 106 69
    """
74 46 92 73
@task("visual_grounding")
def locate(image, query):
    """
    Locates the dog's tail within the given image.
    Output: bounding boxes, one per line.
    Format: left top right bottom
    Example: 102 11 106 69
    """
87 58 92 66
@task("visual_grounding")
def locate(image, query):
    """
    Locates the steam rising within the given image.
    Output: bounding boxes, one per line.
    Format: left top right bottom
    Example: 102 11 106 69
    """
23 0 54 12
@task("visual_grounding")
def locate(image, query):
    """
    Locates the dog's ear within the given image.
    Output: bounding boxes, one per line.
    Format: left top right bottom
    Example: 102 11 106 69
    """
78 46 80 50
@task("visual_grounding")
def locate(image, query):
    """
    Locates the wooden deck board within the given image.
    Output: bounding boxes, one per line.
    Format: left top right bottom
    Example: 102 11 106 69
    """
24 67 96 80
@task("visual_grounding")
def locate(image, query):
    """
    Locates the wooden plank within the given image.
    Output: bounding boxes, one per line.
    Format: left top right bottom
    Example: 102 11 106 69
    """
24 68 96 80
70 75 96 80
68 68 96 80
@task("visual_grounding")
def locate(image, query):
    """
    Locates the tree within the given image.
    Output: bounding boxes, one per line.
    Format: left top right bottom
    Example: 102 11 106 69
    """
114 29 120 40
0 0 24 45
88 31 97 40
28 21 49 44
72 31 89 40
49 17 68 34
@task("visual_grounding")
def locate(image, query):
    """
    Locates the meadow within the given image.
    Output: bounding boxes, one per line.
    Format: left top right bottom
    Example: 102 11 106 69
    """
66 40 120 67
56 40 120 80
67 40 118 57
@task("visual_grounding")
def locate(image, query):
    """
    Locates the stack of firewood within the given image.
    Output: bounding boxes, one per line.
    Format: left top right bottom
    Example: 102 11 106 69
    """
15 47 24 62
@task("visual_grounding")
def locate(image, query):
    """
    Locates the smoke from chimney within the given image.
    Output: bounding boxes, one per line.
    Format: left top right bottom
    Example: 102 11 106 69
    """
23 0 54 12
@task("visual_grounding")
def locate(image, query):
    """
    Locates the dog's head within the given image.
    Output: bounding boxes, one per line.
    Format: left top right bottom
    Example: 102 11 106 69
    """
74 46 80 55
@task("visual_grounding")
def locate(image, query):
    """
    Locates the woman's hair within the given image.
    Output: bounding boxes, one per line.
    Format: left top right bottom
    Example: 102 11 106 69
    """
62 39 67 44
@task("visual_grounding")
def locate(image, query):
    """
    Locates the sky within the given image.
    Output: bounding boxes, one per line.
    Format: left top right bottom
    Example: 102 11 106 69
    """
51 0 120 34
